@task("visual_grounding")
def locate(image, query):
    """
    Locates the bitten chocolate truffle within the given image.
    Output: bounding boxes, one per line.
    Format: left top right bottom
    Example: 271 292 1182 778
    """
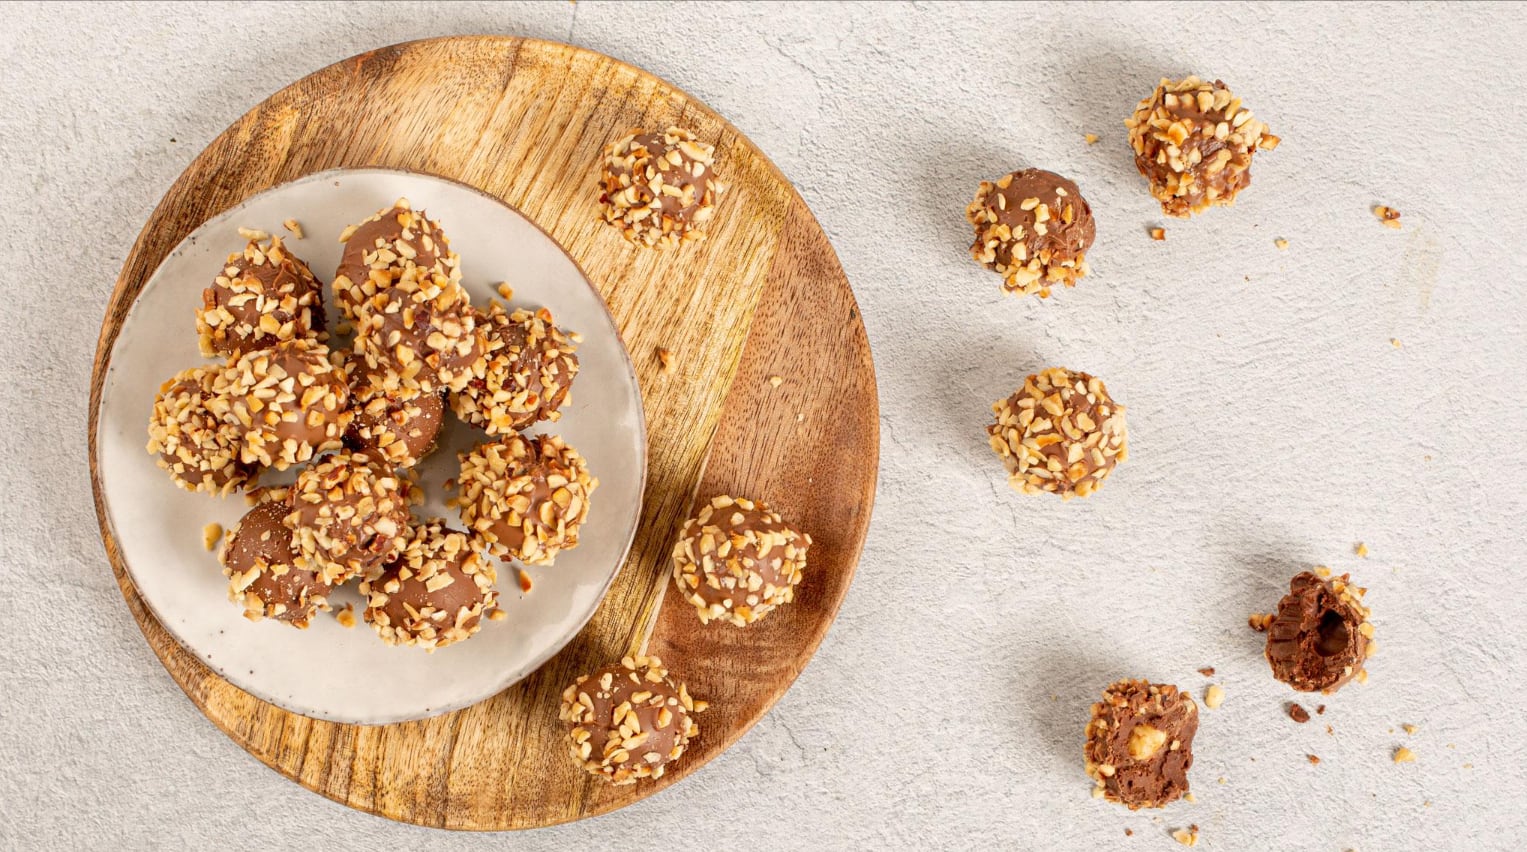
216 338 351 470
559 655 702 784
360 519 498 650
966 169 1095 297
1266 571 1373 693
146 366 252 495
221 497 332 628
456 433 597 565
196 236 326 357
1125 76 1280 217
1085 680 1198 809
287 450 410 586
671 495 810 627
599 126 723 250
350 264 487 395
345 365 444 468
333 199 460 321
449 304 579 434
987 367 1127 499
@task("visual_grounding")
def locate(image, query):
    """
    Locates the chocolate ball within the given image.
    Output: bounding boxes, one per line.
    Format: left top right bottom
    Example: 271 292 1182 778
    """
196 237 326 357
671 495 811 627
1085 680 1198 809
966 169 1095 297
221 498 332 628
449 304 579 434
359 519 498 650
558 655 703 784
987 367 1128 499
456 433 597 565
1266 571 1373 693
333 199 460 321
344 363 444 468
146 365 252 495
287 450 411 586
1125 76 1280 217
350 265 487 395
599 126 724 250
216 338 351 470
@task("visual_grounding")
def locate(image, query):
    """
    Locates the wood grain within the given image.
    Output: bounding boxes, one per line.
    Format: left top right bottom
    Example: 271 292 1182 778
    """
87 36 877 830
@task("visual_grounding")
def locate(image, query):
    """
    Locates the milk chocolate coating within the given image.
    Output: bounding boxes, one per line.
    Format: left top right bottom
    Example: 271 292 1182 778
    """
287 450 411 586
456 433 597 565
1266 572 1372 693
146 366 253 495
558 655 700 784
333 200 457 321
360 519 498 650
350 266 487 395
671 495 810 627
1085 680 1198 809
449 304 580 434
344 365 444 468
222 499 331 628
599 126 722 249
216 338 351 470
987 367 1128 499
966 169 1095 296
197 237 326 357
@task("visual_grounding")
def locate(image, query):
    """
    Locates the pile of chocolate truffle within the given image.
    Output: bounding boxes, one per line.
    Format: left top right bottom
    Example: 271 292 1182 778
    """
963 78 1375 811
147 198 594 650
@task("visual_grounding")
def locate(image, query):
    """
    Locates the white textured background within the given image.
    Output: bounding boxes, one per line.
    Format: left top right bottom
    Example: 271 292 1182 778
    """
2 2 1524 849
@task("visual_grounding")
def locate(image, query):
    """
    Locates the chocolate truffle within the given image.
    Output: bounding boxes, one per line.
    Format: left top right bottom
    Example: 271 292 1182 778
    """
449 304 579 434
196 236 326 357
599 126 723 250
966 169 1096 297
456 433 597 565
216 338 351 470
1085 680 1198 809
988 367 1127 499
221 497 331 628
333 199 460 321
287 450 411 586
360 519 498 650
558 655 702 784
146 365 252 495
350 264 487 395
671 495 810 627
1125 76 1280 217
344 364 445 468
1266 571 1373 693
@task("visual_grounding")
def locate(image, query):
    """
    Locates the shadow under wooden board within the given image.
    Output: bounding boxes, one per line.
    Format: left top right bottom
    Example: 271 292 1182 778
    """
87 36 878 829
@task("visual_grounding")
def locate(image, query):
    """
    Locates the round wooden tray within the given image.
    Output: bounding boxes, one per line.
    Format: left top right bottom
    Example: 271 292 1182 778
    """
87 37 877 830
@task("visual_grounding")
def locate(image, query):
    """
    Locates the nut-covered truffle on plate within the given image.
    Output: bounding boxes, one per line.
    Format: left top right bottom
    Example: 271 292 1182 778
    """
146 365 253 495
287 450 411 586
987 367 1127 499
1125 76 1280 217
221 496 332 628
333 198 460 321
360 519 498 651
215 337 351 470
1266 571 1373 693
350 264 487 395
599 126 724 250
449 303 579 434
344 364 444 468
196 236 326 357
966 169 1095 297
456 433 597 565
1085 679 1198 809
671 495 810 627
559 655 702 784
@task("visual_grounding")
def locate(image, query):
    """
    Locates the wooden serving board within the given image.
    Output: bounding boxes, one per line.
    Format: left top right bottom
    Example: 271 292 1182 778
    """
87 37 878 829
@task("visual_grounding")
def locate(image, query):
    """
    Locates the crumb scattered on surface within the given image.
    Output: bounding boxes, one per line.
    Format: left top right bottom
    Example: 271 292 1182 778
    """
1307 754 1321 765
202 522 223 552
1356 542 1370 558
1249 612 1273 631
1394 746 1417 764
656 347 673 372
1356 669 1369 684
1403 723 1418 735
796 413 804 422
1171 825 1199 846
1197 667 1215 677
1216 777 1226 785
1275 238 1289 250
1149 227 1166 241
336 604 356 628
1288 703 1310 723
282 218 304 239
1391 338 1402 348
1313 565 1332 578
1374 205 1403 229
1317 705 1326 715
496 282 514 300
517 568 533 593
237 226 269 241
768 375 783 388
1204 684 1225 710
488 608 508 621
1125 828 1133 837
1085 133 1100 145
1184 792 1196 803
1327 724 1334 735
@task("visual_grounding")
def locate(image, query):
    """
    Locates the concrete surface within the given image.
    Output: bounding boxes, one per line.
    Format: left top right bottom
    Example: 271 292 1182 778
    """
2 1 1524 849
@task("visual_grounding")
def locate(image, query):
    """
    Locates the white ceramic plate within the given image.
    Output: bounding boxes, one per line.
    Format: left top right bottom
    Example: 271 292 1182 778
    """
96 168 646 725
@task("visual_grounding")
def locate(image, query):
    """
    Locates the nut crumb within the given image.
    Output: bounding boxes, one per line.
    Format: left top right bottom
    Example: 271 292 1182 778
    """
1184 792 1196 803
496 282 514 300
1316 705 1326 715
768 375 783 388
237 226 269 241
1216 777 1226 785
1374 205 1403 229
1403 723 1418 735
1274 237 1289 250
1313 565 1332 578
1391 338 1402 348
1085 133 1100 145
1249 612 1273 631
1355 542 1369 558
1124 828 1132 837
517 568 533 593
1393 746 1416 764
1288 703 1310 723
1307 754 1321 765
656 347 673 372
1149 227 1166 241
1171 825 1199 846
336 605 356 629
1203 684 1225 710
1326 724 1334 735
201 523 223 551
1197 667 1215 677
282 218 304 239
487 608 508 621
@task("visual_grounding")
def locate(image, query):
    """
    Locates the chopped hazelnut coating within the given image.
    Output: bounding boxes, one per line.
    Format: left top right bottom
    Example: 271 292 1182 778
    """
221 498 331 628
987 367 1128 499
360 519 498 651
1266 571 1373 693
333 198 460 321
559 655 702 784
1085 680 1198 809
449 303 579 434
350 263 487 395
215 338 351 470
671 495 811 627
287 450 411 586
456 433 598 565
599 126 724 250
196 236 326 357
966 169 1095 297
146 365 253 495
1125 76 1280 216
